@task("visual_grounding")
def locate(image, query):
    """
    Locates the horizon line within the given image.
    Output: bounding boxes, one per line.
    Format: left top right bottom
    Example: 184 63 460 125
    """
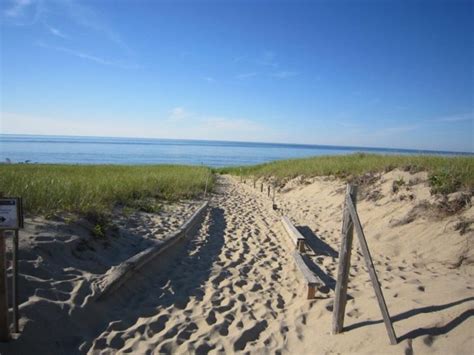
1 132 473 155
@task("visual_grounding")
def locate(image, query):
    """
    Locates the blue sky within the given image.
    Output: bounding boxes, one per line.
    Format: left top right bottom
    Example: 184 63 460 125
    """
1 0 473 152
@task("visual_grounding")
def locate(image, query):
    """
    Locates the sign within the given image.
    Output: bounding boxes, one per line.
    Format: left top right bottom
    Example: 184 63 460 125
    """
0 198 23 230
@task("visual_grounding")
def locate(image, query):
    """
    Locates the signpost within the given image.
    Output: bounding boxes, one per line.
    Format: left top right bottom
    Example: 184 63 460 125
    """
0 198 23 341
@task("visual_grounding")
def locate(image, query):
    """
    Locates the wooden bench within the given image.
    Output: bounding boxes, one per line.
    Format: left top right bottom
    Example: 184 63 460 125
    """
293 251 323 299
281 216 323 299
281 216 306 252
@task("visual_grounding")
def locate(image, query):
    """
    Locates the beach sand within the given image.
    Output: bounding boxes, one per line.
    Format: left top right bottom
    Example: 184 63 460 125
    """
0 172 472 354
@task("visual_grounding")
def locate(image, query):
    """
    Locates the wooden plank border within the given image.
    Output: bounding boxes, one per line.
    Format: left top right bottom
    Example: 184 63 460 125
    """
96 201 209 301
281 216 306 252
292 251 323 299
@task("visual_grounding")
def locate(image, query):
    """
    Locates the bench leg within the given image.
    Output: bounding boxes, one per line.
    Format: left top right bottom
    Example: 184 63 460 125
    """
307 285 316 299
298 240 305 253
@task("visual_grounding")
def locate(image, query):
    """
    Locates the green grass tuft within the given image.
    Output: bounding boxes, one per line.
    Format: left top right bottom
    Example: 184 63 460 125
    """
0 164 214 215
215 153 474 194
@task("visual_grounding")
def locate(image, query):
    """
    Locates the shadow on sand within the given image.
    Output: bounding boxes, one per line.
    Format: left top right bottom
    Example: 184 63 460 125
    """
344 296 474 341
296 226 338 258
293 225 338 294
10 206 227 354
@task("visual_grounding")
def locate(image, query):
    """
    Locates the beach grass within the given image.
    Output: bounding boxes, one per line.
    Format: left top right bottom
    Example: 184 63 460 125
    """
0 164 213 215
216 153 474 194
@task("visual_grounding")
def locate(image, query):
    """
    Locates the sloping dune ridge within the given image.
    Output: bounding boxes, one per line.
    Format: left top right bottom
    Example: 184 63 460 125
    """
0 171 472 354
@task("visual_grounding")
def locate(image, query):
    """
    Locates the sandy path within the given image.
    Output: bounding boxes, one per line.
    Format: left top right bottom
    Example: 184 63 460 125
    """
82 175 308 353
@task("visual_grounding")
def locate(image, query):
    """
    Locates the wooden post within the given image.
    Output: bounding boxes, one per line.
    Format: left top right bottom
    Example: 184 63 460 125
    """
0 231 9 341
260 183 263 193
204 174 209 198
267 185 270 197
12 230 19 333
332 184 357 334
297 240 305 253
346 197 398 345
253 178 256 189
272 183 277 210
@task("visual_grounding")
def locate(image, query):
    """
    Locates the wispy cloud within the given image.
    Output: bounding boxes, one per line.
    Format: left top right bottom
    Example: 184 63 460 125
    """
167 107 191 121
233 51 299 80
4 0 32 17
270 71 298 79
45 23 69 39
36 41 139 69
374 124 420 136
236 72 258 80
3 0 42 25
433 112 474 123
256 50 278 68
203 76 216 83
203 117 264 132
1 109 270 142
3 0 137 67
61 0 132 54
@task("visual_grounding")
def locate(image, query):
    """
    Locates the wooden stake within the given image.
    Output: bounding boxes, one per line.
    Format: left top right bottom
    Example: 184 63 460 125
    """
272 184 277 210
12 230 19 333
204 174 209 198
346 196 398 345
260 183 263 193
267 185 270 197
0 231 9 341
332 184 357 334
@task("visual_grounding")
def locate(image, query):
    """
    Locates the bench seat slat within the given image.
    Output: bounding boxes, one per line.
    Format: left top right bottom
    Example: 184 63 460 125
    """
292 251 321 286
281 216 306 250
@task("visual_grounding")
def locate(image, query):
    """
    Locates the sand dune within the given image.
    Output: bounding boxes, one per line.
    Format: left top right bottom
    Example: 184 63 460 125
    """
0 172 472 354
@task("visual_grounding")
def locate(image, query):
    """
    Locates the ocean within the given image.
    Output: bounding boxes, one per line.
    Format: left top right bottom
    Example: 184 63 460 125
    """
0 134 470 167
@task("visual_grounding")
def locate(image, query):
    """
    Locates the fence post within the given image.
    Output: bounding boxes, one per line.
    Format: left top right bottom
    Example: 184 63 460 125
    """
272 183 277 209
204 174 209 198
12 230 19 333
0 231 9 341
332 184 357 334
345 196 398 345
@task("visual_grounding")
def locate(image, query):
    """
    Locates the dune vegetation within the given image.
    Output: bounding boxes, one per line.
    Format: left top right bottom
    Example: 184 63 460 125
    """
0 164 213 216
217 153 474 194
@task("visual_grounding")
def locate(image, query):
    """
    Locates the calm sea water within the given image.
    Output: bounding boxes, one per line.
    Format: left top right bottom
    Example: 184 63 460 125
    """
0 134 470 167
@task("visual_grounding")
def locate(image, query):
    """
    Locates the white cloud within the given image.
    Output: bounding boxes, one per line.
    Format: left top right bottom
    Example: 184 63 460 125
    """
168 107 190 121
